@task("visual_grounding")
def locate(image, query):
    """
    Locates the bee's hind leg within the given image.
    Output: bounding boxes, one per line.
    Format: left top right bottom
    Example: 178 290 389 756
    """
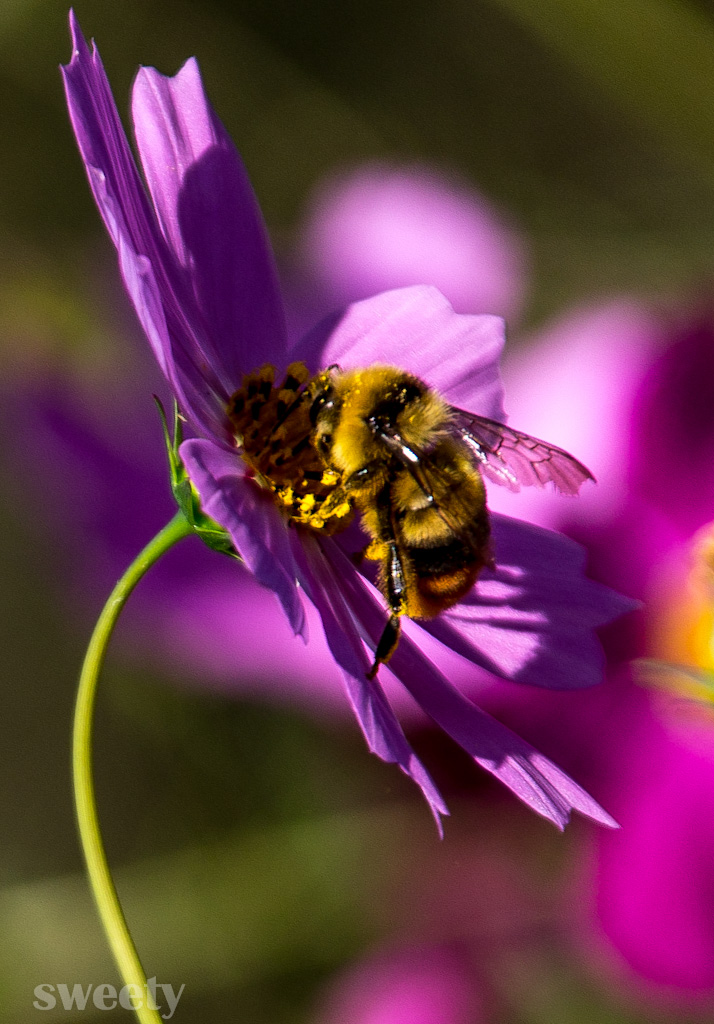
367 531 407 680
367 616 401 680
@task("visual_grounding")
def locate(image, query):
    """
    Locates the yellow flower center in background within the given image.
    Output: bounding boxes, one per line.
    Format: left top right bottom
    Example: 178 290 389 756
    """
650 522 714 676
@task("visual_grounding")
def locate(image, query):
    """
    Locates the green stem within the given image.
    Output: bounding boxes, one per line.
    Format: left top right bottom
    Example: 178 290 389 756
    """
72 511 193 1023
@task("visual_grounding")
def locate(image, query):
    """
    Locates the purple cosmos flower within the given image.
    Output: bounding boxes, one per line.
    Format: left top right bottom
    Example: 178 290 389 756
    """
315 945 482 1024
62 12 631 831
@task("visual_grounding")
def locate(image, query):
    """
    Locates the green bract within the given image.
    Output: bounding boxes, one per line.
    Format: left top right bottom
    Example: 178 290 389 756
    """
156 398 240 561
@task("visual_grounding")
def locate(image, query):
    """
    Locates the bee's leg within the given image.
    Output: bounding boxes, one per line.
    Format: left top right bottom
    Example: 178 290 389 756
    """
367 486 408 678
367 612 401 680
343 461 383 492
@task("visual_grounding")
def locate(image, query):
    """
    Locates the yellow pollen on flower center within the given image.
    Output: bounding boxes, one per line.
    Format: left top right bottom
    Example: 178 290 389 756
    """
227 362 353 533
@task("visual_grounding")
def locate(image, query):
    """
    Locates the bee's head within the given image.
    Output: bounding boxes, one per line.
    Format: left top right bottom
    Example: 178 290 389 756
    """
366 375 425 432
308 365 341 426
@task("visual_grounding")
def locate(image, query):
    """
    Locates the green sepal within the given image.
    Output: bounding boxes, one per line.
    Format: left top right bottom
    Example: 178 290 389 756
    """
155 397 241 561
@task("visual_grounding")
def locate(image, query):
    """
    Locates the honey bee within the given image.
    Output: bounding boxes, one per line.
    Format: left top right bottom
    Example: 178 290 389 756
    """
306 365 594 678
229 361 593 679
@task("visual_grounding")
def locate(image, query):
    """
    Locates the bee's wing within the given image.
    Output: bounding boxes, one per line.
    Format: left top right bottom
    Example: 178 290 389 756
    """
449 409 594 495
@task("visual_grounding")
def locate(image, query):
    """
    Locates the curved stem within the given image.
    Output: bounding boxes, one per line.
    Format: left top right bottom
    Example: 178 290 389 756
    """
72 511 193 1023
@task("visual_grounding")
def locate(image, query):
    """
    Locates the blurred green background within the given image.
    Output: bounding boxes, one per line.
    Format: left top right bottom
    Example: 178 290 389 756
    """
3 1 714 1021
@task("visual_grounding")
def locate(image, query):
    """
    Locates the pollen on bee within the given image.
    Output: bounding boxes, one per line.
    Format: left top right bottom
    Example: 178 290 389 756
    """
366 540 388 561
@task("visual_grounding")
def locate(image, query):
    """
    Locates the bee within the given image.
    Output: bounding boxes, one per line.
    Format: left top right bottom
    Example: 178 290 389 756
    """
228 361 593 679
307 364 594 678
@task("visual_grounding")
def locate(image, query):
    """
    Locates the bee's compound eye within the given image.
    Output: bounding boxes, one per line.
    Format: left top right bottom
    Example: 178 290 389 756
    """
309 388 335 425
398 381 423 406
315 431 333 458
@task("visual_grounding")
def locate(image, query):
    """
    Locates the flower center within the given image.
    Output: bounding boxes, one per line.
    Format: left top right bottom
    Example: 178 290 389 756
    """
227 362 353 533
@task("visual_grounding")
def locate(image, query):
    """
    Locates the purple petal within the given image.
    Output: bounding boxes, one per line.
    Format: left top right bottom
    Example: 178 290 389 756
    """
294 534 448 831
180 438 306 637
292 286 506 418
132 61 287 382
322 542 617 829
421 514 637 689
92 171 224 438
62 14 233 442
63 13 164 300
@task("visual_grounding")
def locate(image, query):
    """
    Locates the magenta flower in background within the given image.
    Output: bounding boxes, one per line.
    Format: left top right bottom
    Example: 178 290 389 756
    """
299 163 527 319
628 313 714 587
574 315 714 1002
487 297 714 1001
585 708 714 996
315 945 482 1024
477 299 714 1004
62 13 631 830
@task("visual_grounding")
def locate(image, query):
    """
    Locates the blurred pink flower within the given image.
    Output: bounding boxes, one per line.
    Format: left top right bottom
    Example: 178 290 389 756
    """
484 296 714 1001
487 300 661 538
586 708 714 997
546 309 714 1003
315 946 482 1024
629 314 714 589
299 163 527 319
